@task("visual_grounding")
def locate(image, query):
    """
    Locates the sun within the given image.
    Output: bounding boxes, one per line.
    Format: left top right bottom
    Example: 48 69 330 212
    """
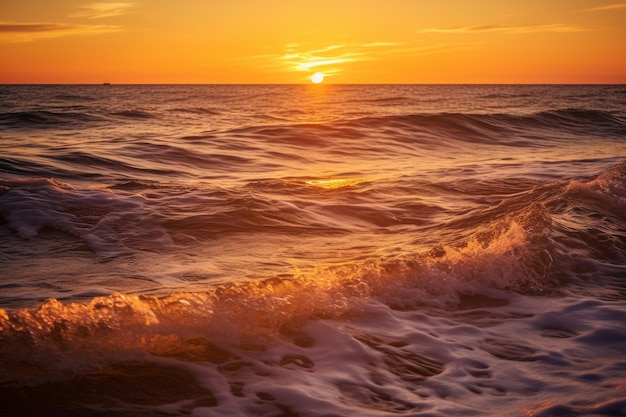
310 72 325 84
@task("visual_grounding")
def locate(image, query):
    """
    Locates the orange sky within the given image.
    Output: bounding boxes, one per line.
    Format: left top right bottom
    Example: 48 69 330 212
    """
1 0 625 84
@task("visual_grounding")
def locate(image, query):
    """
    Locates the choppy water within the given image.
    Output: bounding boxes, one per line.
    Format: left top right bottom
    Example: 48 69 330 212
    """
1 84 625 416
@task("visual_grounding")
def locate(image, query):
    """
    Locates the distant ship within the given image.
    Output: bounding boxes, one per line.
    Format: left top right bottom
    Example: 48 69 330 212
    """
103 82 111 85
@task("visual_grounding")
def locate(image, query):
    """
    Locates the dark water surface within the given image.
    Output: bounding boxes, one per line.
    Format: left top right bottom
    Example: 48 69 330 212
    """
1 84 625 416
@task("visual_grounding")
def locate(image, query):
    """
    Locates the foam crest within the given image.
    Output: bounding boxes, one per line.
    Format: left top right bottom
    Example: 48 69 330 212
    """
0 177 170 256
439 204 553 289
565 163 626 214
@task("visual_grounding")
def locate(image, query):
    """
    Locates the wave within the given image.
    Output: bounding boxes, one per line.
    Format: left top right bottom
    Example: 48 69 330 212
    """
0 110 101 128
0 201 556 379
0 170 624 415
345 96 411 104
564 163 626 214
2 162 624 257
13 162 619 347
349 108 626 142
219 108 626 152
169 107 220 115
2 106 622 148
9 184 619 413
52 94 97 102
111 109 156 119
0 178 171 257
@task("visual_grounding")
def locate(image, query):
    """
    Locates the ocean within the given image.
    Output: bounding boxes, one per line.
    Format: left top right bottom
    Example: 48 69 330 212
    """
0 84 625 416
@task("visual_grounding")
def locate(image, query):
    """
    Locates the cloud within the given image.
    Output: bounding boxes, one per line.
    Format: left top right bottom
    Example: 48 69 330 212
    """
279 49 358 72
0 3 136 42
249 41 453 77
294 57 356 71
582 3 626 11
419 23 587 34
69 2 137 19
0 21 121 42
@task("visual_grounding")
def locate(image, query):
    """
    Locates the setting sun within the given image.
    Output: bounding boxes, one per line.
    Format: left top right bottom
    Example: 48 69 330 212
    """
310 72 325 84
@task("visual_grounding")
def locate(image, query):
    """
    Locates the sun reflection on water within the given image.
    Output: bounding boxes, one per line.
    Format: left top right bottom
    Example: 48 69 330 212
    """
304 178 364 189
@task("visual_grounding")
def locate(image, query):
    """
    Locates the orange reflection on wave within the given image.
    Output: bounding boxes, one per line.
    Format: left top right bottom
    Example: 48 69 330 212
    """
304 178 363 189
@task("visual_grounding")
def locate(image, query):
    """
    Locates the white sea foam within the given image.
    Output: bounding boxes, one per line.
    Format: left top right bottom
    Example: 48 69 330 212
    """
0 177 172 257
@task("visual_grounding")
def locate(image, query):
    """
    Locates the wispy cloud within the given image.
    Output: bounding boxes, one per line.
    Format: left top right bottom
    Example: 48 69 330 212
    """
249 41 453 78
0 21 121 42
278 43 359 73
283 52 358 72
419 23 587 34
582 3 626 11
69 2 137 19
0 2 136 42
294 57 357 71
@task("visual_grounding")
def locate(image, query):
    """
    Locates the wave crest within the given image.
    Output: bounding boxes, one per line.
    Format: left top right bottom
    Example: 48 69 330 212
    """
0 203 557 380
565 163 626 214
0 110 100 128
0 177 170 256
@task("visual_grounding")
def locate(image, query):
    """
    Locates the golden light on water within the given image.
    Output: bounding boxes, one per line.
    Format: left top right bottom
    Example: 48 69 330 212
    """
304 178 362 189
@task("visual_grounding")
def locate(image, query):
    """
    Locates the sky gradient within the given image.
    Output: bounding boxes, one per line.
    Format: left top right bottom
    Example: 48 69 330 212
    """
1 0 625 84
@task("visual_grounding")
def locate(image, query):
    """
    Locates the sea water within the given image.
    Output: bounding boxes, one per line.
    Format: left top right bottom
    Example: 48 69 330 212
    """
0 84 625 416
